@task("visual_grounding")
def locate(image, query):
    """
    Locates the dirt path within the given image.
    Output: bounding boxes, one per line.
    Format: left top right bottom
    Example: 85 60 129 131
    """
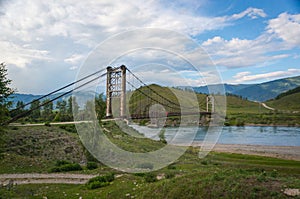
261 102 275 111
0 173 97 186
9 119 115 127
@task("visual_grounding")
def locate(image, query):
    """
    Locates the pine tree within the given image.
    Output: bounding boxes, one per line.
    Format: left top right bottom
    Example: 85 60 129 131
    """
0 63 14 125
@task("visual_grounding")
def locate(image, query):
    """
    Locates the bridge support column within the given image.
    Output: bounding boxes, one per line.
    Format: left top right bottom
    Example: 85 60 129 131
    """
120 65 126 118
106 67 113 118
206 95 215 113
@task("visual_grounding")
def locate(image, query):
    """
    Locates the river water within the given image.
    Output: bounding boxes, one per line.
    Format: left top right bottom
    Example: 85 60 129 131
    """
130 125 300 146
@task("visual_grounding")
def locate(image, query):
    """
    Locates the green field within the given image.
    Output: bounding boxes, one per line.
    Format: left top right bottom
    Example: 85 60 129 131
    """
0 124 299 198
266 92 300 112
128 85 300 126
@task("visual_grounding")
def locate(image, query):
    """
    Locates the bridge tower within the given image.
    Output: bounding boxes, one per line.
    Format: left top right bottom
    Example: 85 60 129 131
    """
106 65 126 118
206 95 215 113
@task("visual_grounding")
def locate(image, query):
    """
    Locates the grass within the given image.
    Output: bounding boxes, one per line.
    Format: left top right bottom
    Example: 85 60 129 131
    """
101 120 166 153
267 92 300 112
125 84 300 126
0 123 299 198
0 125 85 174
0 151 299 198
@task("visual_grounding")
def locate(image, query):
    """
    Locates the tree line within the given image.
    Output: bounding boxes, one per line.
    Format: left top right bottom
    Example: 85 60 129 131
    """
0 63 106 125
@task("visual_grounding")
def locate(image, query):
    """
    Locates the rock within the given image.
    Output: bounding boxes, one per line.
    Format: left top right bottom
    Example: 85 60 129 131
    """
64 146 73 153
284 188 300 196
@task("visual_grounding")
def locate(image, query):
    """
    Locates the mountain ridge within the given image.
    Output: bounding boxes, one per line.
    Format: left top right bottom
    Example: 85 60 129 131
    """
190 75 300 101
10 75 300 106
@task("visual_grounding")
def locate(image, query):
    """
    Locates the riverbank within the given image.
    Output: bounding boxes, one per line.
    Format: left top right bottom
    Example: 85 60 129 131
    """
191 142 300 161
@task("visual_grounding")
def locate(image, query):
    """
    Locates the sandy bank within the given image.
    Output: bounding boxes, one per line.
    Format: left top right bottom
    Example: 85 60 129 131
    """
191 143 300 161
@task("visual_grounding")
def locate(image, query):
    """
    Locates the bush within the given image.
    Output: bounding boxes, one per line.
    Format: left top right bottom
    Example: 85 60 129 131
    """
134 173 146 177
236 118 245 126
44 122 51 127
87 162 98 170
165 171 175 179
139 119 148 126
59 124 77 133
88 173 115 184
59 163 82 172
86 173 115 189
11 126 18 130
50 161 82 172
167 164 176 170
144 172 157 183
158 129 167 144
87 181 110 189
55 160 71 166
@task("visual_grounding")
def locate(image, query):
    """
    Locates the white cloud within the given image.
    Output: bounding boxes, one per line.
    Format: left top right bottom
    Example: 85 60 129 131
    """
0 1 266 70
267 13 300 47
64 54 85 65
229 7 267 20
202 35 284 67
0 0 286 93
201 13 300 68
64 53 86 70
233 71 251 80
233 69 300 83
0 40 50 68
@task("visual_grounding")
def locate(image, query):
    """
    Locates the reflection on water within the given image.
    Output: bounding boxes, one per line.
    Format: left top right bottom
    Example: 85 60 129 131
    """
130 125 300 146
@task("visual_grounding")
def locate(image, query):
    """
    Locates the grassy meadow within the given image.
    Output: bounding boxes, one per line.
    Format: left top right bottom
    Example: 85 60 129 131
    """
0 123 299 198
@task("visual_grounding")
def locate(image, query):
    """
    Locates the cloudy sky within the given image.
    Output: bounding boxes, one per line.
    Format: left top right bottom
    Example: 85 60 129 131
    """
1 0 300 94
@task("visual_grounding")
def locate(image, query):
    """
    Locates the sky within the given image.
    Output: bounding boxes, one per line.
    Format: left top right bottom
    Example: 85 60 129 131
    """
1 0 300 94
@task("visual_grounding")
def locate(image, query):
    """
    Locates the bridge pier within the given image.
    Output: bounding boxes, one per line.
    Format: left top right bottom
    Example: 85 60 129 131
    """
206 95 215 113
120 65 126 118
106 66 113 118
106 65 127 118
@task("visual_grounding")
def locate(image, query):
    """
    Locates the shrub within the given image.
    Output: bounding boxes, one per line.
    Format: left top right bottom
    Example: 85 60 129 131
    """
167 164 176 170
88 173 115 184
44 122 51 127
201 160 208 165
87 162 98 170
270 169 278 178
144 173 157 183
55 160 71 166
59 124 77 133
87 181 110 189
139 120 148 126
86 173 115 189
59 163 82 172
158 129 167 144
236 119 245 126
11 126 18 130
50 161 82 172
165 171 175 179
134 173 146 177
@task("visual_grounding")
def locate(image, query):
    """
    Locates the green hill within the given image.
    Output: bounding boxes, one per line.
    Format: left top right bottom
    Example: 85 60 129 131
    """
266 86 300 111
128 84 267 115
225 94 263 114
128 84 207 115
234 75 300 102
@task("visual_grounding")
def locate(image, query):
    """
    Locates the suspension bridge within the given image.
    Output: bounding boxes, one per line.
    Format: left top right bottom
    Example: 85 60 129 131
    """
6 65 214 125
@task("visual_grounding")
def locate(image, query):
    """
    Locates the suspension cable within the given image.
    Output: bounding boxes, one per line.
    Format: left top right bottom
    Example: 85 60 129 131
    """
126 68 196 110
10 68 106 114
4 72 107 125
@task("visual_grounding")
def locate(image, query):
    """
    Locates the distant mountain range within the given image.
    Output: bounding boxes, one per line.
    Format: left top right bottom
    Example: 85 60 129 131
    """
10 91 97 109
189 75 300 102
9 75 300 107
